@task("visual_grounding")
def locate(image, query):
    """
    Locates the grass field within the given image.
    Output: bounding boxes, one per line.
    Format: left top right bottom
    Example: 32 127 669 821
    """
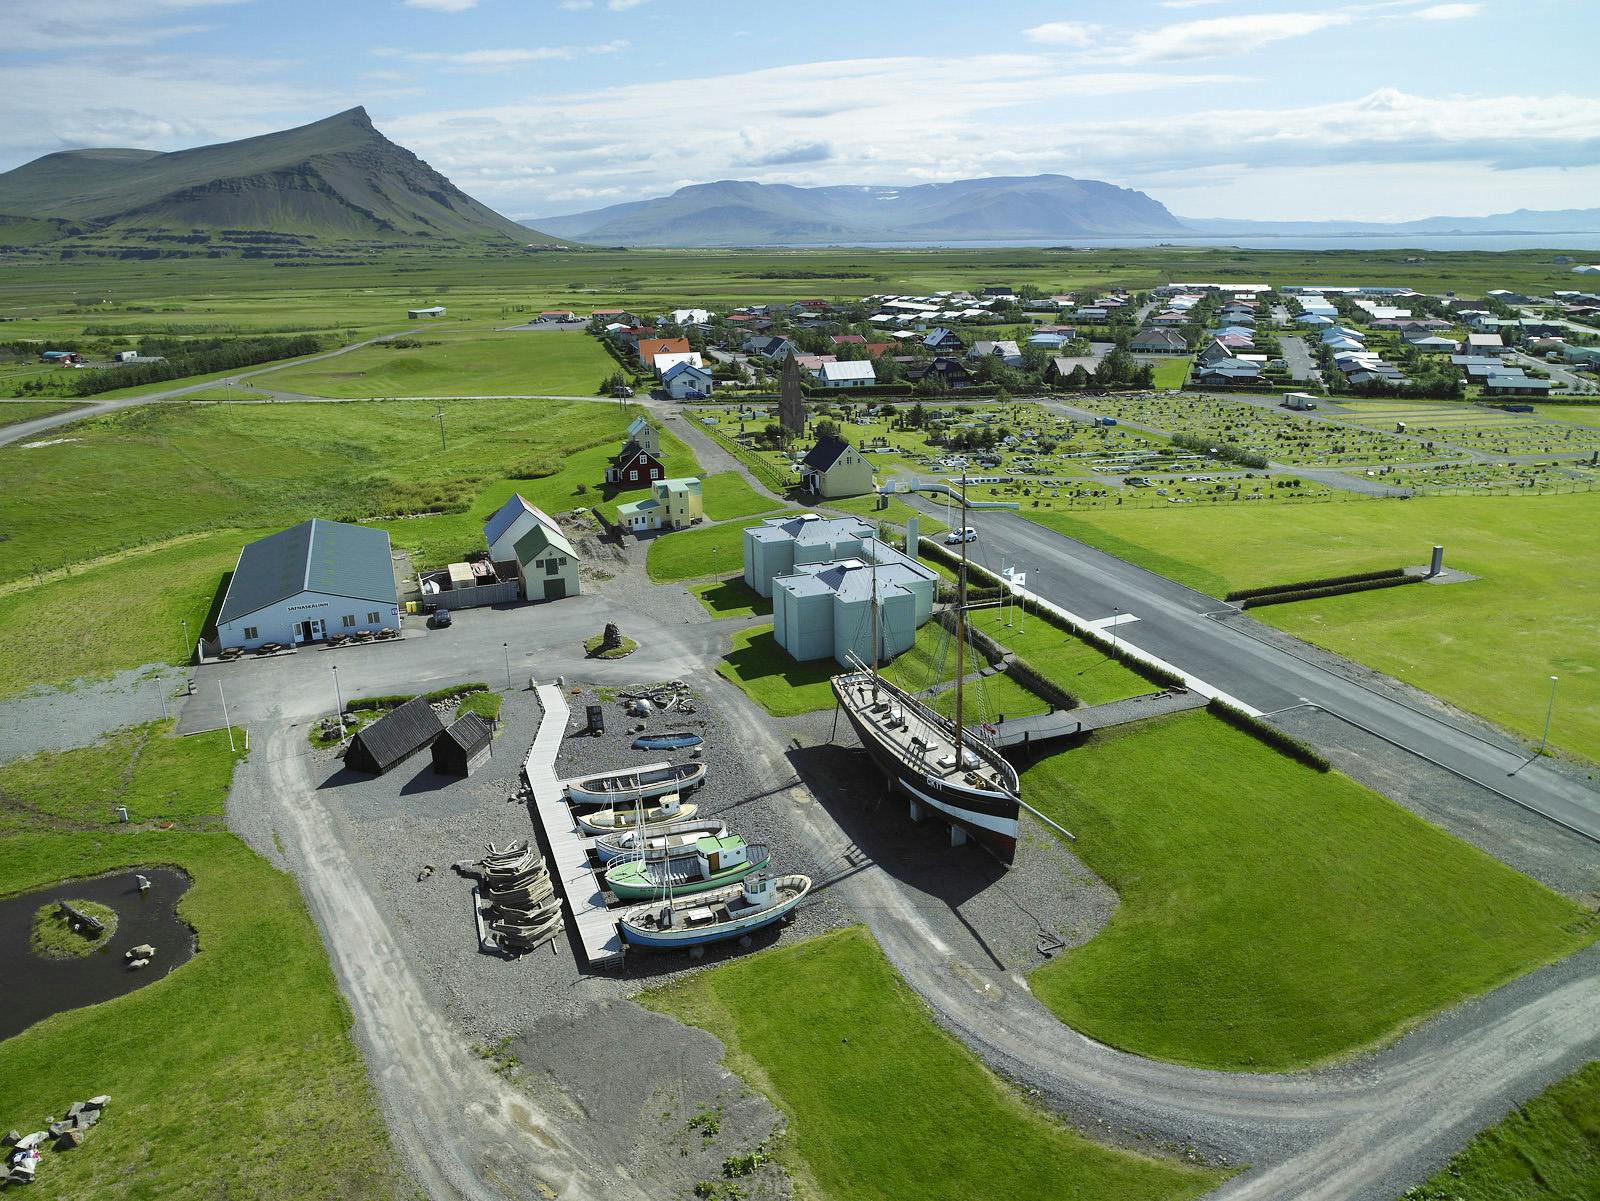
967 603 1153 706
1537 403 1600 429
644 927 1226 1201
699 471 781 521
0 399 84 427
1407 1060 1600 1201
264 327 618 398
647 516 785 583
1147 358 1190 389
1026 493 1600 759
689 577 773 618
717 625 839 716
0 724 399 1199
927 669 1052 721
1024 711 1596 1070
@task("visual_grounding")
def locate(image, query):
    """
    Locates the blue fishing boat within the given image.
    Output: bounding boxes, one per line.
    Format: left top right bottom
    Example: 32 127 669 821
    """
618 873 811 950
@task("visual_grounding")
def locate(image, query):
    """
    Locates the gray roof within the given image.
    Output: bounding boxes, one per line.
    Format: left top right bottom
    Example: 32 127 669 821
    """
346 697 445 774
219 519 394 625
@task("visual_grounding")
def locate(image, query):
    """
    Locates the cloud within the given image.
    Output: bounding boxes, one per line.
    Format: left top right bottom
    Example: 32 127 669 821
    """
1113 11 1353 62
377 40 629 68
732 140 833 167
607 0 650 8
0 0 248 51
1415 2 1482 18
1022 21 1096 47
403 0 477 10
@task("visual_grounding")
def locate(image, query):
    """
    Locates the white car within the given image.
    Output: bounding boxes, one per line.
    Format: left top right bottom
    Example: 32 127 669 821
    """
945 527 977 544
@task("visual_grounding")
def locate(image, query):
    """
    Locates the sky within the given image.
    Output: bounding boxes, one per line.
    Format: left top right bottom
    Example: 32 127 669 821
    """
3 0 1599 223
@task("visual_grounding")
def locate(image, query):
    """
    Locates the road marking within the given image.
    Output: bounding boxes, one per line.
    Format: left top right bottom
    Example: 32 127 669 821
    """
1084 613 1140 631
1008 585 1264 717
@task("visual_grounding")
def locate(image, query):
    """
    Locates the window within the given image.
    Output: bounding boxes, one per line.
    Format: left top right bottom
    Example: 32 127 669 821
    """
342 615 356 628
243 626 258 640
628 469 638 482
367 612 380 624
546 558 559 576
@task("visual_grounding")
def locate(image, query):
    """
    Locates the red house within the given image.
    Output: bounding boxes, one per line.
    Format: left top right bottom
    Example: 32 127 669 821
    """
606 442 664 486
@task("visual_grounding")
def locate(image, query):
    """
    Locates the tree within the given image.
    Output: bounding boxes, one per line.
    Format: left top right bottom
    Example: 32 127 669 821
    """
814 418 841 441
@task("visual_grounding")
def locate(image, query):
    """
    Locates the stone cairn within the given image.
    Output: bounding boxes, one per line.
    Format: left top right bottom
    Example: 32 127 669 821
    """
4 1095 111 1183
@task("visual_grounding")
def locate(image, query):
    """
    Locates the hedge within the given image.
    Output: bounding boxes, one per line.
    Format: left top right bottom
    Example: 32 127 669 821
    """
1227 567 1407 602
1207 698 1331 772
345 683 487 713
937 609 1080 713
423 682 490 703
1239 575 1421 609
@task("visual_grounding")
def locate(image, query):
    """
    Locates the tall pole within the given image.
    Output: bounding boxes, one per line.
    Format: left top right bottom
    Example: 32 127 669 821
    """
435 407 447 452
1111 607 1120 651
503 642 512 691
181 617 190 663
332 664 343 722
1019 568 1028 634
1539 675 1559 756
218 680 235 753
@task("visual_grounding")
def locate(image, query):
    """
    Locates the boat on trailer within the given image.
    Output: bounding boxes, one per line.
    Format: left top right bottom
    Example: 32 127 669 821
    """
575 793 698 835
566 761 706 805
604 834 771 901
618 873 811 950
593 818 728 864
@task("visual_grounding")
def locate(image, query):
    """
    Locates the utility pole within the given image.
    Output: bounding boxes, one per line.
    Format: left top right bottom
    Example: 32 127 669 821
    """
435 407 447 452
1539 675 1559 756
503 642 512 691
332 663 343 724
181 617 190 662
218 680 235 753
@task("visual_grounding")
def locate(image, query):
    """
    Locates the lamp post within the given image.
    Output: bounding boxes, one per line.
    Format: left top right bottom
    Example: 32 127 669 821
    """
1539 675 1559 756
181 617 190 661
331 664 343 724
1111 607 1120 651
503 642 512 691
217 680 235 753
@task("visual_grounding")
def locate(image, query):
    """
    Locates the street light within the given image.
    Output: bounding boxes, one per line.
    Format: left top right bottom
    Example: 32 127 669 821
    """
1539 675 1559 756
503 642 512 691
331 664 343 725
181 617 190 662
217 680 235 753
1111 607 1120 651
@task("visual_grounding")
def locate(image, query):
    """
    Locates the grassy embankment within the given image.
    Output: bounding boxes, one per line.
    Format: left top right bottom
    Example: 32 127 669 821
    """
1406 1060 1600 1200
1024 493 1600 761
644 927 1227 1201
1024 710 1597 1070
0 399 86 427
0 722 400 1199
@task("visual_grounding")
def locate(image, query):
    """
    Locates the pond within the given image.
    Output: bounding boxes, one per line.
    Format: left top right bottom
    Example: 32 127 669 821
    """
0 868 195 1041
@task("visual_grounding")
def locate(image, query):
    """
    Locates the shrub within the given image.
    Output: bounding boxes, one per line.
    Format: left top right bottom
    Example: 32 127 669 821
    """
1207 698 1331 771
345 693 414 713
1227 568 1407 602
1239 575 1421 608
423 682 490 703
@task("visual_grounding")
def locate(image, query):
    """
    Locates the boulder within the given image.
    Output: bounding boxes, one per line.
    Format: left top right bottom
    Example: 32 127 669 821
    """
125 944 155 959
1 1131 18 1148
47 1121 72 1139
56 1129 84 1150
75 1110 100 1130
85 1097 110 1110
14 1132 46 1151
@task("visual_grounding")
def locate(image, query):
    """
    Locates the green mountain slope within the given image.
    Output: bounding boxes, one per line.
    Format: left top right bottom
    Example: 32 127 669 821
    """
0 108 561 246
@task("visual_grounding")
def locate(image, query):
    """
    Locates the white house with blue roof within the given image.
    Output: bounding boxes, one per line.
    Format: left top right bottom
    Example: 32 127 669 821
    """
214 519 399 651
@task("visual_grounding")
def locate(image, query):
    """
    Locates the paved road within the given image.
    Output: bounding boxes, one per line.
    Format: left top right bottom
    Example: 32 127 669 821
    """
1507 349 1596 394
0 324 440 448
1278 334 1322 383
908 498 1600 842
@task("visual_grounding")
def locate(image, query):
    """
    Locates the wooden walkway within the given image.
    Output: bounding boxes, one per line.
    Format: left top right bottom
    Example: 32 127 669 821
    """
986 688 1208 748
523 684 624 968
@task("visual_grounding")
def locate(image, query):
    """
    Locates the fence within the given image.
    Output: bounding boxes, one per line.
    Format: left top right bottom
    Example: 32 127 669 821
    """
424 579 522 610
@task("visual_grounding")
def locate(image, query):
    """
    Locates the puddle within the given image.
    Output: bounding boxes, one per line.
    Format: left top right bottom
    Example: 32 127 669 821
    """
0 868 195 1041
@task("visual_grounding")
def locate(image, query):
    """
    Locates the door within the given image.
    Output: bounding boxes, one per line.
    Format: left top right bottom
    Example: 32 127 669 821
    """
297 620 313 644
309 618 326 641
543 577 566 602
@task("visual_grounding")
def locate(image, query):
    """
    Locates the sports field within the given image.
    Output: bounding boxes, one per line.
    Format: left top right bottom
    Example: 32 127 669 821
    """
1025 711 1596 1070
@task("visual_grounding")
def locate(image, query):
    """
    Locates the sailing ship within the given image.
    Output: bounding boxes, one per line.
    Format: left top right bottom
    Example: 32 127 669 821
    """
830 473 1066 865
604 834 771 901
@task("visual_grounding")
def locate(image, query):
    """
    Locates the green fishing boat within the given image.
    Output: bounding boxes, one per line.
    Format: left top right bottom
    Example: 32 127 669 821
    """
603 834 770 901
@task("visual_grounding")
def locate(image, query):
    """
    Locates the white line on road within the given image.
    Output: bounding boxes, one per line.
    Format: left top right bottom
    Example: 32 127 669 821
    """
1084 613 1141 632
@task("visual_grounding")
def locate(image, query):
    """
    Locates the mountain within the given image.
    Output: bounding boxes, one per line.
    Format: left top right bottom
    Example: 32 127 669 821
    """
530 175 1184 246
1180 207 1600 236
0 108 563 248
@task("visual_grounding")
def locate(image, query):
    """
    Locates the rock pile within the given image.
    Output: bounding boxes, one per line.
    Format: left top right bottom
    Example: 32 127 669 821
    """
4 1096 110 1184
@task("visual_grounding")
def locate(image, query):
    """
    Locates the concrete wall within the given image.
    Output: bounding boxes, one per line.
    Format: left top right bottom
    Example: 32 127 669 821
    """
217 591 399 650
834 589 916 668
773 588 834 662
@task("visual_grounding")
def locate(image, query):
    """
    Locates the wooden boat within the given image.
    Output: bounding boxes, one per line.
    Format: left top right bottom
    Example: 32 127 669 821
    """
632 730 703 751
604 835 770 901
482 872 555 908
479 855 548 887
619 873 811 950
830 472 1072 866
566 761 705 806
574 793 697 835
489 901 564 954
593 818 728 864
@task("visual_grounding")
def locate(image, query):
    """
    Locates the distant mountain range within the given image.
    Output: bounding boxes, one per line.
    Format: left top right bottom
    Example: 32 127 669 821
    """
529 175 1186 246
0 108 561 250
1180 208 1600 236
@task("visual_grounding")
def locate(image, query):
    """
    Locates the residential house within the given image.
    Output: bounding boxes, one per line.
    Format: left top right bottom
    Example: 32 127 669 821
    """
923 327 964 352
537 309 577 323
1131 328 1188 353
967 339 1022 367
901 356 972 387
636 336 690 370
1482 369 1553 396
616 477 704 534
1045 356 1098 385
819 360 877 389
1462 332 1506 356
1193 360 1263 387
484 494 581 602
653 351 705 377
1026 332 1068 349
798 435 875 498
1197 339 1236 366
662 360 714 400
742 334 796 361
667 308 711 327
829 334 868 347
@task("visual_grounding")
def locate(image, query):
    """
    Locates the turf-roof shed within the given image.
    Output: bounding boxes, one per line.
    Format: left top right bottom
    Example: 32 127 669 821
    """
218 519 395 626
345 697 445 775
432 713 494 777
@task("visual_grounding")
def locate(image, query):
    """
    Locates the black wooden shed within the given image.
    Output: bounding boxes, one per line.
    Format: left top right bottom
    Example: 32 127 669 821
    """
431 713 493 777
345 697 445 774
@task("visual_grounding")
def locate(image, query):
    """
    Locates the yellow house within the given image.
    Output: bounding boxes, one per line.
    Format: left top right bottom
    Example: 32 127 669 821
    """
799 435 875 499
616 476 703 534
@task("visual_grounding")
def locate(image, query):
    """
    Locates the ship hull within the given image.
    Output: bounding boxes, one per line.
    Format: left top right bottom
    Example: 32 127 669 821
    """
833 681 1020 864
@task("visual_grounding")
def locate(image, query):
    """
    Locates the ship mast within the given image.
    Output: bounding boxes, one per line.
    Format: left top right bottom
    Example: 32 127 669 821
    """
953 470 967 764
869 530 880 700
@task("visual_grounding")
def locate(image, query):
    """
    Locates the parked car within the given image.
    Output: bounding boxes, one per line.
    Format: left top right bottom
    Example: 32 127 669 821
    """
431 606 453 629
945 527 977 544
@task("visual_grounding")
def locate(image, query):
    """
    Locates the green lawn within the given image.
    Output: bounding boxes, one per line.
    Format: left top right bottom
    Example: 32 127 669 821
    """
1025 494 1600 759
0 725 400 1199
1536 404 1600 429
456 691 503 722
819 492 949 537
1024 711 1595 1070
1147 358 1190 389
928 669 1052 722
689 576 773 619
0 399 84 428
264 327 619 397
716 625 838 716
0 531 243 699
700 470 781 521
1408 1060 1600 1201
643 927 1226 1201
647 517 773 583
967 603 1154 706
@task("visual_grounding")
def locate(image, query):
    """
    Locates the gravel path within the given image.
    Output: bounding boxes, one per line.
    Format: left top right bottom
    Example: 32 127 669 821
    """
0 666 189 764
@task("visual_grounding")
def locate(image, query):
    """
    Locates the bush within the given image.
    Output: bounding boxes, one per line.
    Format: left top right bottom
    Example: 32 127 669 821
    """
1227 567 1407 602
1239 575 1421 609
1207 698 1331 771
345 693 414 713
422 682 490 703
